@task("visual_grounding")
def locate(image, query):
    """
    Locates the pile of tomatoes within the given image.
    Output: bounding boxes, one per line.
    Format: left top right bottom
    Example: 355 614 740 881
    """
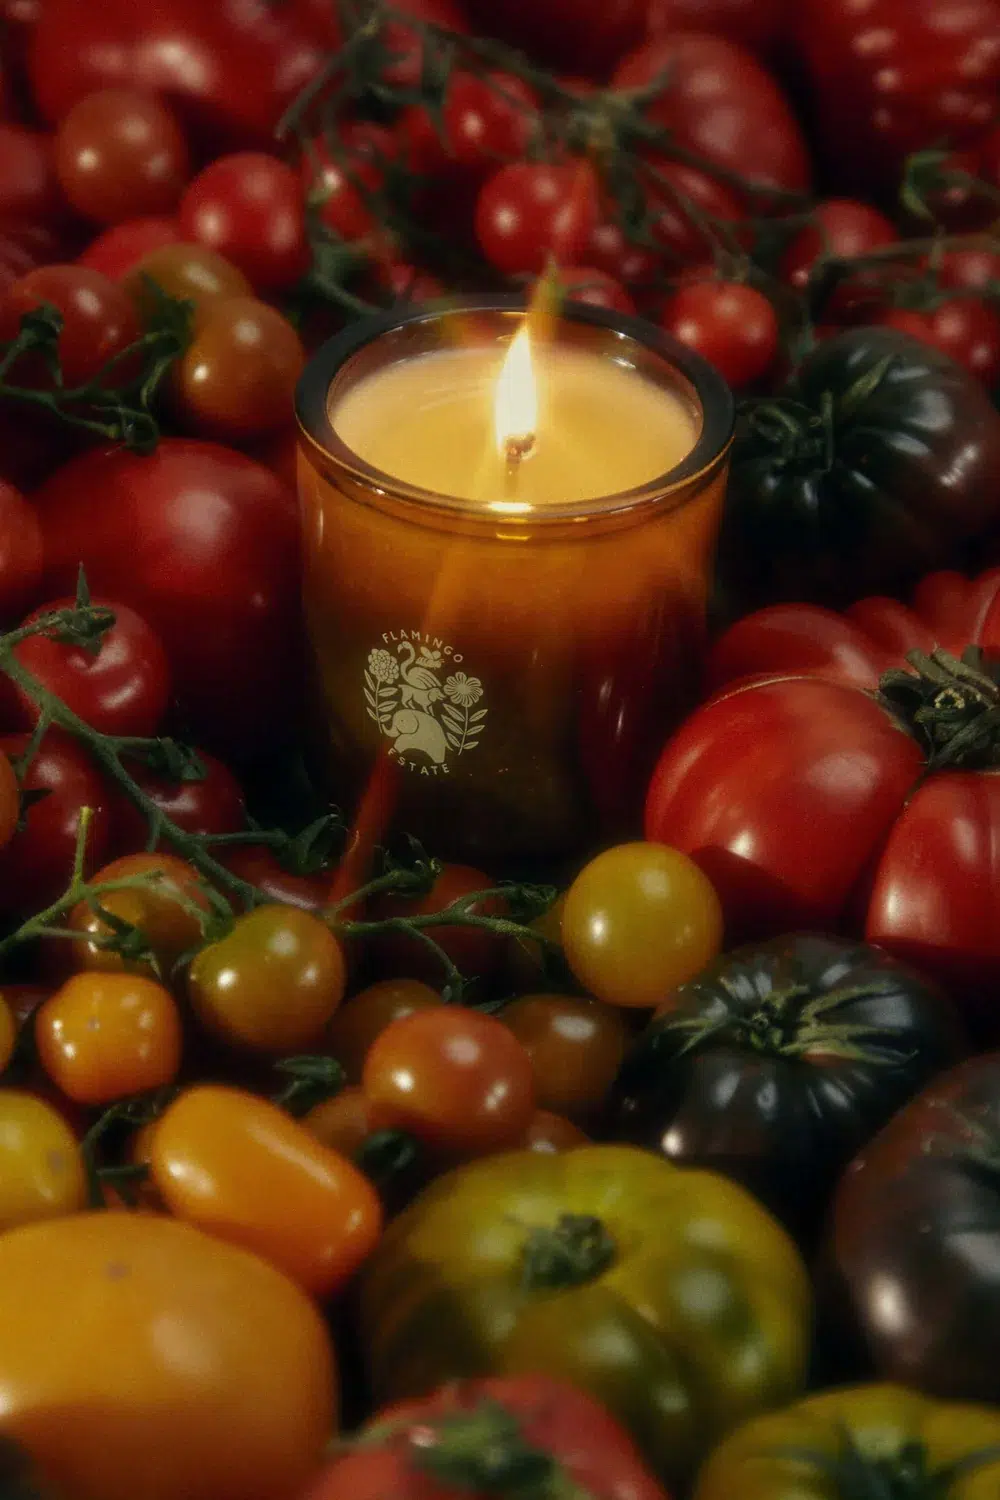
5 3 1000 1500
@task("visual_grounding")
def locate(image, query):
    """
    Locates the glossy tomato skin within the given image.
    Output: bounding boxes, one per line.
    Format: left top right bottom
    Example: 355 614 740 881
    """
717 327 1000 612
173 297 306 443
122 241 252 326
0 480 42 623
827 1054 1000 1404
326 979 442 1084
0 1212 336 1500
178 153 309 293
35 971 183 1105
501 993 629 1125
110 749 245 854
647 162 744 266
648 0 789 52
613 33 810 195
34 440 303 757
0 265 140 387
0 729 111 914
660 280 778 388
879 299 1000 386
558 268 636 315
780 199 898 310
13 596 171 738
694 1384 1000 1500
218 844 330 911
77 217 182 279
475 161 599 275
152 1085 383 1298
304 1375 669 1500
645 679 923 941
67 850 209 978
28 0 322 152
611 934 964 1242
54 88 190 225
368 863 504 988
362 1145 810 1488
0 1090 86 1231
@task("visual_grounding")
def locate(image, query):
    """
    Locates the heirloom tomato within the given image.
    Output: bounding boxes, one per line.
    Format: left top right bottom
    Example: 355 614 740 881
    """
716 327 1000 612
827 1053 1000 1404
611 934 964 1240
361 1144 810 1487
646 566 1000 1019
0 1213 336 1500
34 441 302 756
694 1384 1000 1500
303 1375 668 1500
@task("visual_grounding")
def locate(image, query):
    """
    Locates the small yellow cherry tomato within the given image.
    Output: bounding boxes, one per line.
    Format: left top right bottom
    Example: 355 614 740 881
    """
0 1091 87 1230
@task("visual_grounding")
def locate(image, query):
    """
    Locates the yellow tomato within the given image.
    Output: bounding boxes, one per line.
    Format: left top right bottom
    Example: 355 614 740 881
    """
0 1091 86 1230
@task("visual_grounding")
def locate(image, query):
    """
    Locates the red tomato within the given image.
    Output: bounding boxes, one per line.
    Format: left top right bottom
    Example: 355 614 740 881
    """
111 749 245 855
558 267 636 315
13 597 171 739
0 480 42 623
647 161 744 265
0 265 139 387
475 160 600 276
0 125 61 227
367 863 504 987
292 0 469 87
178 153 310 294
54 89 190 225
370 261 447 306
780 199 898 291
660 279 778 388
879 299 1000 386
27 0 322 152
303 1376 668 1500
462 0 646 75
613 33 811 195
0 223 63 298
77 217 182 279
937 245 1000 291
34 441 302 758
0 729 111 913
302 123 396 244
647 567 1000 1018
399 71 538 176
218 845 330 911
796 0 1000 196
586 214 660 289
648 0 789 52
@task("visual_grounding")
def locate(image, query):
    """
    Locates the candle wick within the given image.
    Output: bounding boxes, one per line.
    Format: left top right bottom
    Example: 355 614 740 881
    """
503 433 536 496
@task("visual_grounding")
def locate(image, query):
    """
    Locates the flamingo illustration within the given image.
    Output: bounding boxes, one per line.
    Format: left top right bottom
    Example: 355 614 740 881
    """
397 641 444 713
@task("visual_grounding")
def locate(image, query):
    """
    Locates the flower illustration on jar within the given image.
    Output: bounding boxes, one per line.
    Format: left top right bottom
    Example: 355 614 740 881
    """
364 637 488 772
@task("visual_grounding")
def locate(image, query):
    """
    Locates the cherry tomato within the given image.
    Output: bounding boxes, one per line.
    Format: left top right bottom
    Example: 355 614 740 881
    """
173 297 305 442
326 979 442 1084
0 265 140 387
35 440 303 757
294 0 469 85
371 260 447 305
648 0 789 51
362 1008 537 1157
68 850 210 979
500 993 630 1123
586 213 660 289
0 124 61 227
0 729 111 915
77 217 182 279
0 1091 86 1230
303 122 396 244
879 298 1000 386
122 241 252 327
0 995 15 1074
647 161 745 266
937 245 1000 291
36 970 183 1105
462 0 645 74
110 749 245 855
54 88 190 225
368 864 504 987
0 222 63 298
557 267 636 315
218 844 330 911
0 1211 336 1500
660 279 779 388
0 481 42 625
781 199 898 291
13 596 171 738
305 1085 379 1159
506 892 566 993
178 152 309 293
476 160 600 276
522 1109 590 1154
152 1084 383 1297
562 842 724 1009
188 905 346 1054
401 70 539 176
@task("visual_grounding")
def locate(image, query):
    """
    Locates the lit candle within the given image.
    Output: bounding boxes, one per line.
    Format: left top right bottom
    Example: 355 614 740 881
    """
297 299 733 864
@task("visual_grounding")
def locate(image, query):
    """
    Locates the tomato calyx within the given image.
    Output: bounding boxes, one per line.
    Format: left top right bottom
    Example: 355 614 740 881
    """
520 1213 616 1291
272 1054 346 1116
773 1433 1000 1500
878 646 1000 772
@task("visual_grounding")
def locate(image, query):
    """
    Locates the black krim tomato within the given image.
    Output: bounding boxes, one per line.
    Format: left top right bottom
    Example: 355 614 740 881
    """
825 1052 1000 1404
610 934 966 1243
716 326 1000 613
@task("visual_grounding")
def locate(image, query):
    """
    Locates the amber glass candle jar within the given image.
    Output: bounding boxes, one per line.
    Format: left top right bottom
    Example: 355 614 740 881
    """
296 299 734 865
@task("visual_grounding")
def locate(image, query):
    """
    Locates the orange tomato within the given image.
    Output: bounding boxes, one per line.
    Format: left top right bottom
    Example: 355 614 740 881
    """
0 1090 87 1228
68 851 210 978
0 1212 336 1500
151 1085 383 1297
501 993 629 1123
305 1086 379 1159
325 978 442 1083
36 971 183 1105
521 1109 590 1154
0 994 15 1074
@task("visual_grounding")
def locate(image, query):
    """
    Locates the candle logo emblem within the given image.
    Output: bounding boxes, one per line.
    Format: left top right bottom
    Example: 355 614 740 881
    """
364 638 488 773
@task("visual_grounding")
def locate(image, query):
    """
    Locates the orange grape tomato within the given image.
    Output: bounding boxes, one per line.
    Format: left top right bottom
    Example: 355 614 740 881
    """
304 1086 379 1158
0 1212 337 1500
325 979 443 1083
151 1085 383 1298
562 842 724 1009
361 1007 536 1157
69 851 209 978
500 993 630 1122
521 1109 591 1154
0 1090 87 1229
35 971 183 1105
0 995 15 1074
188 905 347 1054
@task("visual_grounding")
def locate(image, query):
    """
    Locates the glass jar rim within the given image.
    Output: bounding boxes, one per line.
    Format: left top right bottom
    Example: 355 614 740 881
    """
295 296 735 524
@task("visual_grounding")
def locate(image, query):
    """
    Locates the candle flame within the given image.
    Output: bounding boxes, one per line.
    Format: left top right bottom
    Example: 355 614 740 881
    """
494 323 538 459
